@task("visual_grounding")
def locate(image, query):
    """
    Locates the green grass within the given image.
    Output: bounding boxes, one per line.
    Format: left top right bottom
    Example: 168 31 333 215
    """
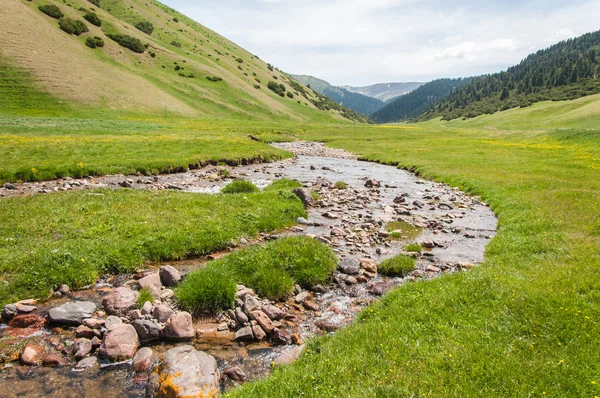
222 180 259 194
176 236 337 313
232 113 600 396
386 221 423 240
263 178 302 191
137 288 153 308
334 181 348 189
403 243 422 253
378 255 416 277
0 188 305 304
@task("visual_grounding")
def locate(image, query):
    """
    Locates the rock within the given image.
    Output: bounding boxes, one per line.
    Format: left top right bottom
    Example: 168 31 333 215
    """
72 338 93 360
98 324 139 362
133 320 162 342
90 336 102 349
425 265 441 273
137 273 162 297
129 309 143 320
296 216 310 225
368 282 389 296
105 315 123 328
159 266 181 287
1 304 17 321
59 284 70 295
224 366 247 382
261 305 285 321
302 300 319 311
292 188 314 208
132 347 156 373
249 311 276 334
338 259 360 275
8 314 46 329
42 353 66 367
243 295 261 313
239 237 249 245
291 333 304 345
163 312 195 341
235 307 249 324
102 287 139 317
270 329 292 345
153 305 175 323
234 326 254 341
160 289 175 300
364 179 380 188
294 291 311 304
252 324 267 341
83 318 105 329
15 304 37 313
316 319 343 332
152 346 220 398
48 301 96 325
273 345 304 366
315 178 332 188
360 258 378 273
75 325 96 339
75 356 99 370
236 287 254 300
4 182 17 190
141 301 154 316
21 344 45 366
345 276 358 285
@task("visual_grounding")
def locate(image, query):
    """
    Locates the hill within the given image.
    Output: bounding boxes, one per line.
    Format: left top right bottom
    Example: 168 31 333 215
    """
342 82 425 102
422 30 600 121
0 0 364 123
371 78 470 123
291 74 386 116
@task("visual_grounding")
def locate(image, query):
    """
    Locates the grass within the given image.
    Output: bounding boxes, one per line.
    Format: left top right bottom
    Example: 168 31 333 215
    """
403 243 422 253
137 288 153 308
222 180 259 194
386 221 423 240
334 181 348 189
176 236 337 314
231 109 600 396
263 178 302 191
0 188 306 304
378 255 416 277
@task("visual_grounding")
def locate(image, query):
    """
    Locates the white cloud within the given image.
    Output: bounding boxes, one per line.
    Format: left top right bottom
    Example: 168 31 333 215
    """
162 0 600 86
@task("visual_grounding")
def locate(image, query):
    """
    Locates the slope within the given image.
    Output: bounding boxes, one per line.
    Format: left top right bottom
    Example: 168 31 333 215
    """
0 0 361 123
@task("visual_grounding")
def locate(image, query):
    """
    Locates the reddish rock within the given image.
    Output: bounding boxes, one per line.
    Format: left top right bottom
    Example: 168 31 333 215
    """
162 312 195 341
21 344 45 366
42 353 67 367
153 305 174 323
302 300 319 311
159 266 181 287
8 314 46 329
224 366 247 382
132 347 156 373
75 325 96 339
98 324 139 362
252 325 266 341
270 329 292 345
102 287 139 317
261 305 285 321
249 311 275 334
72 338 93 360
360 258 378 273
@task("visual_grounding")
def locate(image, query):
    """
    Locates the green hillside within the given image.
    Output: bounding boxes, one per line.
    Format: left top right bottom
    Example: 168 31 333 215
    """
0 0 362 123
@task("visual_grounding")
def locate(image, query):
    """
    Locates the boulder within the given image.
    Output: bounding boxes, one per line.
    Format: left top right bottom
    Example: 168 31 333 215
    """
141 301 154 316
151 346 220 398
42 353 67 367
364 179 381 188
75 356 99 370
102 287 139 317
15 304 36 313
270 329 292 345
302 300 319 311
21 344 45 366
234 326 254 341
243 295 261 314
159 266 181 287
59 284 70 295
137 273 162 297
235 307 249 325
105 315 123 328
48 301 96 325
75 325 97 339
261 305 285 321
224 366 247 382
163 312 195 341
8 314 46 329
132 347 156 373
252 325 266 341
292 188 314 208
294 291 311 304
160 289 175 300
133 320 162 342
98 324 139 362
249 311 275 334
153 305 174 323
338 259 360 275
360 258 378 273
72 338 93 360
273 345 304 366
1 304 17 321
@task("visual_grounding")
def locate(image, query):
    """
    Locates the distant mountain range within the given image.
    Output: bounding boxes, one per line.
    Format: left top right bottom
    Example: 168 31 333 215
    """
290 75 425 117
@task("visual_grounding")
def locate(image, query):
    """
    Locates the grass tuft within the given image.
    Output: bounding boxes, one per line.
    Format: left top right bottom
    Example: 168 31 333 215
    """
378 255 416 277
175 264 237 314
264 178 302 191
403 243 423 253
222 180 260 194
334 181 348 189
137 288 153 308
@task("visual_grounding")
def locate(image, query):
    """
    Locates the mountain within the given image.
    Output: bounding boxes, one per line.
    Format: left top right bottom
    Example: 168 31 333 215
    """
343 82 425 102
371 78 471 123
422 31 600 121
290 74 386 116
0 0 364 123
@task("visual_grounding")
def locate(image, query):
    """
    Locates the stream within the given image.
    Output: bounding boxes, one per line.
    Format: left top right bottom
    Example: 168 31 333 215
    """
0 142 497 397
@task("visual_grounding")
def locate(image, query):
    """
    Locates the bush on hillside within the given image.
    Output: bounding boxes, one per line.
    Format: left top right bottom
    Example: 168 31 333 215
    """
268 81 286 97
106 33 145 53
170 41 181 48
39 4 64 19
222 180 259 194
59 18 89 36
135 20 154 35
87 0 101 7
85 36 105 49
83 12 101 27
206 76 223 82
286 91 294 99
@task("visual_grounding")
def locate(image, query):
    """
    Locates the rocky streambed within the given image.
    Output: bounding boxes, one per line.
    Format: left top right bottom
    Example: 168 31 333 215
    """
0 142 497 397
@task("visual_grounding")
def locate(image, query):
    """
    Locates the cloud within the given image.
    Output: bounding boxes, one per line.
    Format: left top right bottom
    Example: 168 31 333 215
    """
162 0 600 86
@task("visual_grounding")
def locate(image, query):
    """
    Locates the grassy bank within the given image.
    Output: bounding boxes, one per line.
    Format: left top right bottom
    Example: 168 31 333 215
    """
232 124 600 396
0 188 306 304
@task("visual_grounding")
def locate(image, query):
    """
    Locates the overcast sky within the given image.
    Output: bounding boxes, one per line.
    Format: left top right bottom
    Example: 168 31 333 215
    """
161 0 600 86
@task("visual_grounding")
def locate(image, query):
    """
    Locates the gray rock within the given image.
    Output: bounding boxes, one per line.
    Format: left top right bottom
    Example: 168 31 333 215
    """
72 338 93 360
235 307 249 324
243 295 260 313
294 291 311 304
102 287 139 317
160 289 175 300
1 304 17 321
132 347 156 373
364 179 381 188
338 259 360 275
159 266 181 287
98 324 139 362
292 188 314 208
296 217 310 225
141 301 153 316
48 301 96 325
252 324 266 341
163 312 195 341
59 284 70 295
133 320 162 342
15 304 36 313
234 326 254 341
75 356 99 370
4 183 17 190
105 315 123 328
151 346 220 398
153 305 174 323
129 309 143 320
273 345 304 366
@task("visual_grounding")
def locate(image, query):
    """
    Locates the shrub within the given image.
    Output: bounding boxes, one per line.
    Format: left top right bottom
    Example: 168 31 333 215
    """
236 57 243 63
403 243 422 253
149 51 156 58
137 288 153 308
268 81 286 97
267 63 274 72
222 180 259 194
264 179 302 191
173 17 179 23
254 84 261 89
106 33 145 53
87 0 100 6
171 41 181 48
379 255 416 277
85 36 105 48
39 4 63 19
286 91 294 99
59 18 89 36
135 20 154 35
175 263 237 314
83 12 101 27
206 76 223 82
334 181 348 190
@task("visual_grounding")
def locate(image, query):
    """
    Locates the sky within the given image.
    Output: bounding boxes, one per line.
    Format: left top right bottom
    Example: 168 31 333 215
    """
161 0 600 87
